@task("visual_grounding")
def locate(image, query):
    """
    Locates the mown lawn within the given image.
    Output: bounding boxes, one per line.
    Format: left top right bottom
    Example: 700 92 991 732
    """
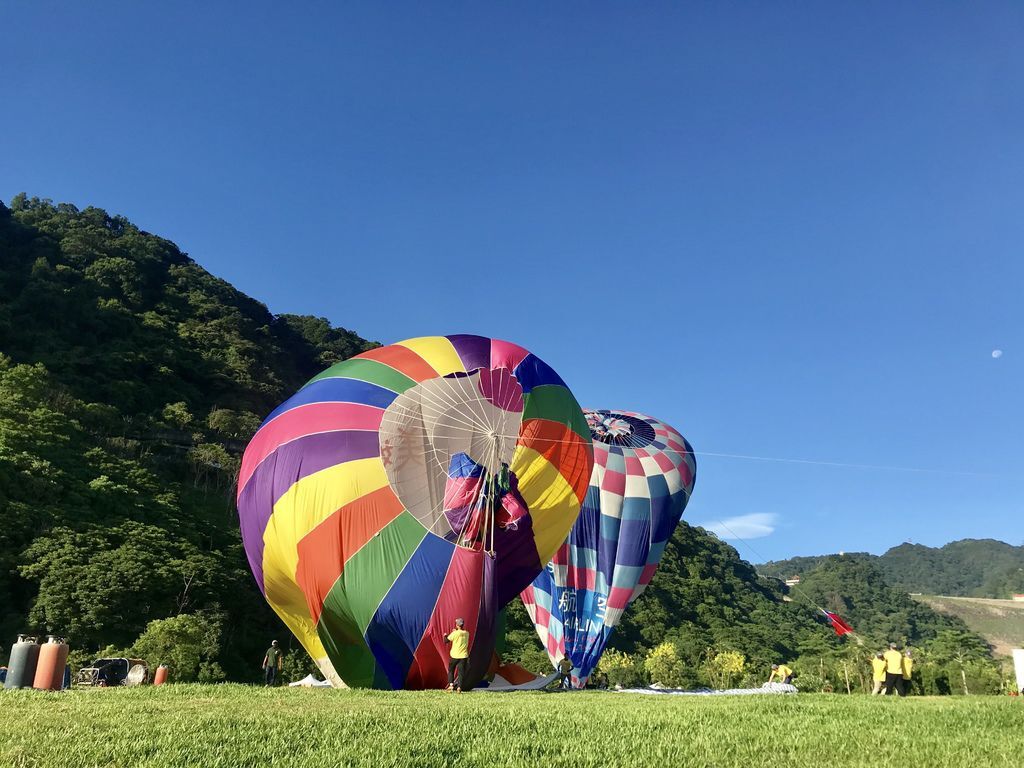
0 685 1019 768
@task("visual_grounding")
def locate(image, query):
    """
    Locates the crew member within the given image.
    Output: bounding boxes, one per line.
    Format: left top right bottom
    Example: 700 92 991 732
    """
871 652 887 695
768 663 794 684
901 649 914 695
445 618 470 692
557 656 573 689
262 640 283 686
883 643 904 696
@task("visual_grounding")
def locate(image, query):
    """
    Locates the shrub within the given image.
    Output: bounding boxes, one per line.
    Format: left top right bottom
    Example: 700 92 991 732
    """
705 650 745 689
599 650 645 688
644 642 685 688
131 612 225 683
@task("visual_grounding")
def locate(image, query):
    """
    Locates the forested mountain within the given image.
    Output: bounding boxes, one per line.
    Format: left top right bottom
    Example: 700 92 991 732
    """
0 195 376 677
879 540 1024 597
0 196 1008 693
760 539 1024 598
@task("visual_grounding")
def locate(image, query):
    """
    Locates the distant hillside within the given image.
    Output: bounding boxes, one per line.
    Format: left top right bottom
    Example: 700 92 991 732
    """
880 540 1024 597
760 539 1024 599
914 596 1024 657
791 556 975 644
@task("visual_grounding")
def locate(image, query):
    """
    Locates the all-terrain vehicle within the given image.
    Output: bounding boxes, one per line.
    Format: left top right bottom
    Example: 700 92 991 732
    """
76 657 148 686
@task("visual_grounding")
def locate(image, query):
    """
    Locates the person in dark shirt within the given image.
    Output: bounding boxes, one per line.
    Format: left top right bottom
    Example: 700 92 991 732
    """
262 640 283 686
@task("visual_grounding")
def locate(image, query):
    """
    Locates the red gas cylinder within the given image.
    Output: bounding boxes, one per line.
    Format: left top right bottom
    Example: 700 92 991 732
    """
32 636 70 691
153 664 168 685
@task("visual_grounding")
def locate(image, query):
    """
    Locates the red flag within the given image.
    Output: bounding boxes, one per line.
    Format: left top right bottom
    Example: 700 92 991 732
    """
822 610 854 636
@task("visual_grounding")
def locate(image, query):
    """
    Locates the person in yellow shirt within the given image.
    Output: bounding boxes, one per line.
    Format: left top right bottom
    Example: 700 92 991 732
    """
768 663 793 684
883 643 905 696
445 618 470 692
870 652 887 695
557 656 573 690
901 650 914 695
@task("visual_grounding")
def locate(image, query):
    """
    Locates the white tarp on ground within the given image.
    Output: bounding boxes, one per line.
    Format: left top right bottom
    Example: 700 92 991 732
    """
477 671 562 691
616 682 798 696
1012 649 1024 694
288 674 332 688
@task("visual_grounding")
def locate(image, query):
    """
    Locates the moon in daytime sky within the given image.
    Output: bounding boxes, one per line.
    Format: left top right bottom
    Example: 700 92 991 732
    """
991 349 1003 359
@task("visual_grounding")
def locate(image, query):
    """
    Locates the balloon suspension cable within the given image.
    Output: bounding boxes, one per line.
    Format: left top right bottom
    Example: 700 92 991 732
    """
709 514 864 645
409 372 505 551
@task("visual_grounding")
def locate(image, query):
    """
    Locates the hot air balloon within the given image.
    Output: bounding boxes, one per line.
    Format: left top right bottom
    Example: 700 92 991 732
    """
237 335 593 689
520 409 695 687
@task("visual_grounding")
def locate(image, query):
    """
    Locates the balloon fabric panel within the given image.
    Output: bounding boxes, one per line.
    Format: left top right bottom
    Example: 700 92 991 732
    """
237 335 593 688
521 410 696 687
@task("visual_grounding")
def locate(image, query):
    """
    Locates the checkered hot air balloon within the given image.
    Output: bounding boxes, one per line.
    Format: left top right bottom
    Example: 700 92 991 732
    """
521 409 696 687
237 335 593 689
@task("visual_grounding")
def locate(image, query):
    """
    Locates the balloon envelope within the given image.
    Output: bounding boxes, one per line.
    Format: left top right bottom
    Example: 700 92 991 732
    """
521 409 696 686
237 335 592 689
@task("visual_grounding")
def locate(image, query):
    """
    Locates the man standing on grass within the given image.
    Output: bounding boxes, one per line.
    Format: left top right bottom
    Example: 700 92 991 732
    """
445 618 470 692
871 652 887 695
883 642 904 696
902 650 914 695
262 640 283 686
557 656 573 689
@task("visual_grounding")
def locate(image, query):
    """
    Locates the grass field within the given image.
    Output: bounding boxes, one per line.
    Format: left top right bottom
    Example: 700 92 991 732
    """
914 595 1024 657
1 685 1021 768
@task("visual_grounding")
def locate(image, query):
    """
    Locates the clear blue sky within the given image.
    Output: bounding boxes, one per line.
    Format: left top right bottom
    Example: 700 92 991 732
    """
3 2 1021 561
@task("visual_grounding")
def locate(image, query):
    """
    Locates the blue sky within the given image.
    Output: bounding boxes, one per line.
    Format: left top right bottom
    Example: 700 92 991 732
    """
3 2 1021 561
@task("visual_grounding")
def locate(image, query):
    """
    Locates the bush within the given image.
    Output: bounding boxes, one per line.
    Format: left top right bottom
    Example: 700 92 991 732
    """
131 613 225 683
644 642 685 688
280 648 320 683
598 650 645 688
705 650 745 689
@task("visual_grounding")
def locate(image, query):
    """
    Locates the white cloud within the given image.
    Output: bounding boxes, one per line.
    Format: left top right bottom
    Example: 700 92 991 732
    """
704 513 777 540
992 349 1003 359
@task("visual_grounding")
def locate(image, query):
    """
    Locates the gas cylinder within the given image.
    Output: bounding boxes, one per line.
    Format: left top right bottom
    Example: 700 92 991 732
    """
4 635 40 689
153 664 168 685
32 636 70 691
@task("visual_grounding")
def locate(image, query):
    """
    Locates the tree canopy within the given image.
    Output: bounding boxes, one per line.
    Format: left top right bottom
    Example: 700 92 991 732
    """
760 539 1024 598
0 196 375 677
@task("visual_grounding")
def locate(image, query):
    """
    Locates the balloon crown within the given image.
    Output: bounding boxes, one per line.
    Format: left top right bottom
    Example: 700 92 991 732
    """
584 410 657 449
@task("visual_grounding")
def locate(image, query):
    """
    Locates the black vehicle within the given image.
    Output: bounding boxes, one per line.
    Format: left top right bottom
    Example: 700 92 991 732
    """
76 658 148 687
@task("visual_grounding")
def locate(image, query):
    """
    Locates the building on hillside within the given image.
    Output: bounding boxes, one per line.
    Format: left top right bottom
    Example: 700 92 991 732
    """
784 576 801 587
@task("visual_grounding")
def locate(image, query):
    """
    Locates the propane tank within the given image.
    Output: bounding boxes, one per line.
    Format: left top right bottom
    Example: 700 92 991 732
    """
32 636 70 691
153 664 168 685
4 635 41 689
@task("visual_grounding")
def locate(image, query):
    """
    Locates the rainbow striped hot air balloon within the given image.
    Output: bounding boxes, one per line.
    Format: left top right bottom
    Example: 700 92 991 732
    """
521 409 696 687
237 335 593 689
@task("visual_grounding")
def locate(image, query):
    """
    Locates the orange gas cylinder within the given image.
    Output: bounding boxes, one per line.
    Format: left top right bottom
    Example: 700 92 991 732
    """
32 636 70 691
153 664 168 685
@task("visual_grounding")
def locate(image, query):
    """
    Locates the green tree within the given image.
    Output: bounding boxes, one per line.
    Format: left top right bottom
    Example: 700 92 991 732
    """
597 650 644 688
644 642 685 687
19 522 235 649
161 402 193 430
279 646 320 683
705 650 745 689
132 613 226 683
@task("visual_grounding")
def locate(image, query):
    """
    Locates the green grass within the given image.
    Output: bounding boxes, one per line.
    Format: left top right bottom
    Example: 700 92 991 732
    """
0 685 1020 768
915 595 1024 656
